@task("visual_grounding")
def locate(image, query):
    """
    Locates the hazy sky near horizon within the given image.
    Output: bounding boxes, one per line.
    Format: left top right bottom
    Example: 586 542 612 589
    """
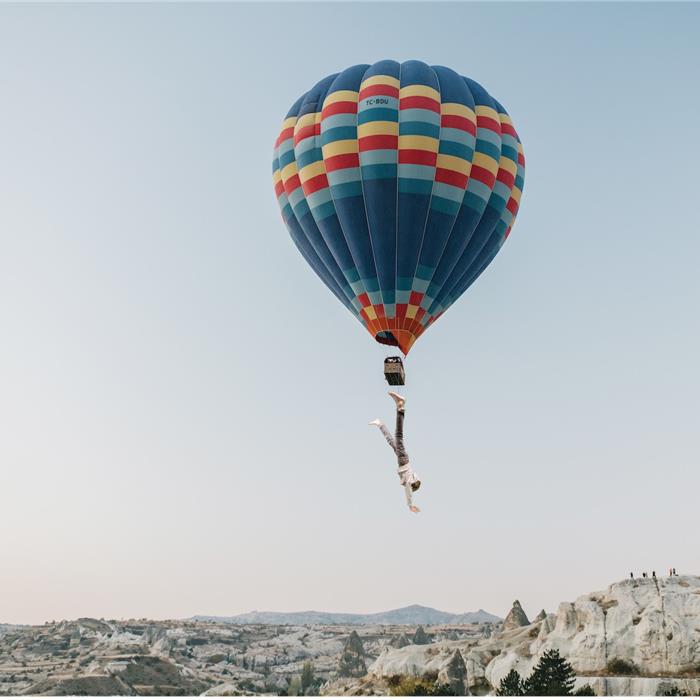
2 2 699 626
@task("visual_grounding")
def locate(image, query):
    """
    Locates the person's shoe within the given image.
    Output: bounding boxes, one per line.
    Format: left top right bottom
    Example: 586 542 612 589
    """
368 418 382 427
388 391 406 409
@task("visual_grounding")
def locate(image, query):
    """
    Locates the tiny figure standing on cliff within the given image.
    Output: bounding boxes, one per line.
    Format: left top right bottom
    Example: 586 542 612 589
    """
370 392 421 513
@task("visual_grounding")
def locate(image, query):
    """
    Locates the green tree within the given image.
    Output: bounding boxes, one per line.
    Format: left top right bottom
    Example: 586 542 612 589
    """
573 684 596 696
497 669 525 696
662 686 688 697
337 631 367 678
287 676 302 697
300 661 315 692
523 649 576 696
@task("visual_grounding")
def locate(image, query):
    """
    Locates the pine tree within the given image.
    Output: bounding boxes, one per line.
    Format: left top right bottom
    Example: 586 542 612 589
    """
337 631 367 678
523 649 576 696
497 669 525 696
301 661 315 692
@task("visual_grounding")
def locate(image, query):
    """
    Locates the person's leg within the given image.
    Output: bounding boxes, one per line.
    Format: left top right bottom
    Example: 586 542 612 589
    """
394 407 410 466
371 419 397 454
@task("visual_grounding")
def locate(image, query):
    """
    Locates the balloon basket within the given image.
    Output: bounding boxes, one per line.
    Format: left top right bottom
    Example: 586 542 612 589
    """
384 356 405 386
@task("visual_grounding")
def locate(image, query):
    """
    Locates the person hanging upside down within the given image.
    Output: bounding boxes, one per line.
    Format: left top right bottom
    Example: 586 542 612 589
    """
370 392 421 513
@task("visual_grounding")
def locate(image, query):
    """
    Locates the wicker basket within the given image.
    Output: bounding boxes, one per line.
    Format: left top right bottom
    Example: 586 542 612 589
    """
383 356 405 386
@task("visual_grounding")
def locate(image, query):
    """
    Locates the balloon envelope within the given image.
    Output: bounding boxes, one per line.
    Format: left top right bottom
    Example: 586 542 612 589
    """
272 60 525 355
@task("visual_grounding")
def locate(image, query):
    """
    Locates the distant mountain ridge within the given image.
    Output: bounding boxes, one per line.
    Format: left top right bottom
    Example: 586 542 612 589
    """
193 604 501 626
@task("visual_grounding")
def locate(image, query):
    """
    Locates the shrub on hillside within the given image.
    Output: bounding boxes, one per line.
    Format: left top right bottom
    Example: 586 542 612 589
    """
387 672 456 696
606 658 638 675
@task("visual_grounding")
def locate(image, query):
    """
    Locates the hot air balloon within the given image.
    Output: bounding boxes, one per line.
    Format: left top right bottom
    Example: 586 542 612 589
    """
272 60 525 383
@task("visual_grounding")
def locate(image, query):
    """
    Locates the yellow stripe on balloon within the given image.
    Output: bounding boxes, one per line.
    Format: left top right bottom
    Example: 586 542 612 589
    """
298 160 326 183
472 152 499 175
441 102 476 121
322 139 359 157
357 121 399 137
499 157 517 177
436 154 471 176
294 113 316 132
475 105 500 122
398 135 439 151
399 84 440 101
361 75 400 90
323 90 359 107
280 162 298 182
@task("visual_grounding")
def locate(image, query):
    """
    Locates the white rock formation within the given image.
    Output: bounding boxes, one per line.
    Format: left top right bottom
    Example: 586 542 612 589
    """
489 575 700 683
366 575 700 696
502 601 530 631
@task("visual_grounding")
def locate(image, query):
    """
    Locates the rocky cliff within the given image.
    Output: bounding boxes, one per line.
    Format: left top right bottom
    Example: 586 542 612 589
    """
350 575 700 696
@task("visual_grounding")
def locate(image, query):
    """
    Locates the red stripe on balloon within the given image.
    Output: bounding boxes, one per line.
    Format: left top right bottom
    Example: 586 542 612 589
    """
399 149 437 166
359 134 398 151
321 101 358 119
294 123 320 146
399 96 440 113
435 168 468 189
283 174 301 193
275 127 295 147
496 169 515 188
359 84 400 100
302 173 330 196
440 114 476 135
499 122 517 138
476 116 501 134
470 164 496 188
324 153 360 172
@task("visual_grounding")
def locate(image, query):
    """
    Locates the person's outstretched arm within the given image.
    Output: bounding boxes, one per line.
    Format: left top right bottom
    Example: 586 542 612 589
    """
404 483 420 513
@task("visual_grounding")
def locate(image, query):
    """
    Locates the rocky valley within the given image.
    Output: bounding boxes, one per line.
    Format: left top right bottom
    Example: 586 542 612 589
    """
0 613 491 696
2 576 700 696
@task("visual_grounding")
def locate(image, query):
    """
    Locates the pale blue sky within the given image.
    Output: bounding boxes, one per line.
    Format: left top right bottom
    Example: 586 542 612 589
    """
1 2 698 625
